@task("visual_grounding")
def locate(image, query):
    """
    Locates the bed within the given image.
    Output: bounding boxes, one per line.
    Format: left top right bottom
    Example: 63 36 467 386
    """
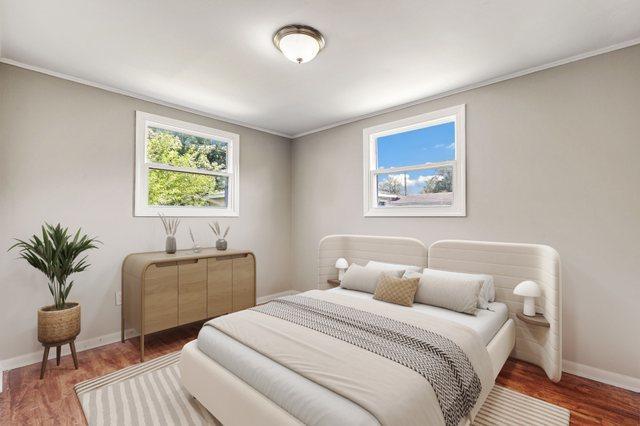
180 235 561 425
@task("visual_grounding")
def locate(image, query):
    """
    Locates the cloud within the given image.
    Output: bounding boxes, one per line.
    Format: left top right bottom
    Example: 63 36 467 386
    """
388 173 436 187
388 173 418 187
418 175 436 183
434 142 455 149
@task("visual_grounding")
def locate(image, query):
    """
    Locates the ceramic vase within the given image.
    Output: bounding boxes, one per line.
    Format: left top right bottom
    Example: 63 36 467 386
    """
166 235 177 254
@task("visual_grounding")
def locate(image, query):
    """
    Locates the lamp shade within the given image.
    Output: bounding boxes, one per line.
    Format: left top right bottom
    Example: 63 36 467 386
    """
513 280 541 316
513 280 541 297
278 33 320 63
335 258 348 269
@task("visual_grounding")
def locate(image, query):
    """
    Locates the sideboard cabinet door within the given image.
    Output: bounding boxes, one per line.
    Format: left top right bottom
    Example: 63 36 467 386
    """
207 258 233 317
232 255 255 311
144 263 178 334
178 259 207 325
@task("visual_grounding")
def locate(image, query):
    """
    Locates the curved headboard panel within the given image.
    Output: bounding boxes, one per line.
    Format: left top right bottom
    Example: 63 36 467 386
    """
318 235 428 290
428 240 562 382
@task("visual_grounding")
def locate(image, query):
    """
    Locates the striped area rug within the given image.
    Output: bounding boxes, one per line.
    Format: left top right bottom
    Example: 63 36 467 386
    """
75 352 570 425
474 385 570 425
75 352 218 425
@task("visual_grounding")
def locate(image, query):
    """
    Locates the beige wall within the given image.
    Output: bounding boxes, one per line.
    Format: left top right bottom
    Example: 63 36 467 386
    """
292 45 640 378
0 64 292 361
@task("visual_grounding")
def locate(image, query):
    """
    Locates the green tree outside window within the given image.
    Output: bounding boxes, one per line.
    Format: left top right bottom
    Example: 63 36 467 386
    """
146 128 228 207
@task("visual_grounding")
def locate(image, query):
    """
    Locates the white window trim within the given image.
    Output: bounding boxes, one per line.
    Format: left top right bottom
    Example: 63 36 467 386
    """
362 104 466 217
134 111 240 217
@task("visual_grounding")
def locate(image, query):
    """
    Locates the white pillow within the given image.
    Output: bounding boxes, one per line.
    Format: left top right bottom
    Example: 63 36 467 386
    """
341 264 403 294
366 261 422 273
416 269 495 309
407 269 481 315
473 273 495 305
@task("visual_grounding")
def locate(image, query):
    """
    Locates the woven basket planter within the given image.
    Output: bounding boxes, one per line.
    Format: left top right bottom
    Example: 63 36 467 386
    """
38 303 81 344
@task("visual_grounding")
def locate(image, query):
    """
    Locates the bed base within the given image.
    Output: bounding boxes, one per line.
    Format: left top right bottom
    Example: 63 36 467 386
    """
179 319 515 426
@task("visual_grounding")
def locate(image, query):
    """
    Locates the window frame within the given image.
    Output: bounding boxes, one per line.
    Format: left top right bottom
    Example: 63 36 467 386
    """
362 104 466 217
134 111 240 217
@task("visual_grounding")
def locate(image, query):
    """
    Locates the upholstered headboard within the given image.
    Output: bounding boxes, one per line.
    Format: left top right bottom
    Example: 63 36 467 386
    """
318 234 428 290
317 234 562 382
429 240 562 382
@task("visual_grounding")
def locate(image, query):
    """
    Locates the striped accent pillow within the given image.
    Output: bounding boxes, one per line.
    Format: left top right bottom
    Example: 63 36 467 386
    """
373 273 420 307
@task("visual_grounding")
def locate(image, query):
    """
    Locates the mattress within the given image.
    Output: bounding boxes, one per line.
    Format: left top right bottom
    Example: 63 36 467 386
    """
197 289 509 425
328 287 509 345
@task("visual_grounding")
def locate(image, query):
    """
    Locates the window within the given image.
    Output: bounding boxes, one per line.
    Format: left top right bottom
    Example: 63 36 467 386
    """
363 105 465 217
135 112 239 217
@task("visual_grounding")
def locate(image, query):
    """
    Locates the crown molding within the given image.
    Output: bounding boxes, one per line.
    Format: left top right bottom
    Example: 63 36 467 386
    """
0 58 293 139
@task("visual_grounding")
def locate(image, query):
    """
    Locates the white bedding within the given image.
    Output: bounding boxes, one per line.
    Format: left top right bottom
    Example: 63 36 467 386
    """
328 287 509 345
198 326 378 425
197 290 508 425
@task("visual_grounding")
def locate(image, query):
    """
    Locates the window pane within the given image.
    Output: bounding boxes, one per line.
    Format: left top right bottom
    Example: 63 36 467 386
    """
377 121 455 169
148 169 228 208
376 166 453 207
146 126 228 171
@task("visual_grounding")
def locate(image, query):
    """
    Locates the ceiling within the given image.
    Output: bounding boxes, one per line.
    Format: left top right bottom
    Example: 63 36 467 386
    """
1 1 639 137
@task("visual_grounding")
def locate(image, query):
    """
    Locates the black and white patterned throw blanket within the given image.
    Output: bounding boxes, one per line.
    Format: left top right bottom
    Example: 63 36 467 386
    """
252 295 481 426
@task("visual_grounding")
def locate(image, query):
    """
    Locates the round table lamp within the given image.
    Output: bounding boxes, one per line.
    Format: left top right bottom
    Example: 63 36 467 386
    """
335 258 348 281
513 280 541 316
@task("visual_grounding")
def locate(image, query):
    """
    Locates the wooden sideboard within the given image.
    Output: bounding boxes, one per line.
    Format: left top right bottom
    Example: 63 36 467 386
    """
122 248 255 360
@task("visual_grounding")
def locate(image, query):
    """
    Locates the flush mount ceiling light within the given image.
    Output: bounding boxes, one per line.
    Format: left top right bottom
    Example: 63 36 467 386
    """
273 25 325 64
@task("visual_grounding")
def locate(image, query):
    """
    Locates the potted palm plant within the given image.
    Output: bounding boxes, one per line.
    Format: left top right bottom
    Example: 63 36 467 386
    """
9 223 99 346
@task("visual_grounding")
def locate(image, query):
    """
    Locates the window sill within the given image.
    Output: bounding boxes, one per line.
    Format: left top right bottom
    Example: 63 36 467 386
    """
364 207 466 217
134 206 239 217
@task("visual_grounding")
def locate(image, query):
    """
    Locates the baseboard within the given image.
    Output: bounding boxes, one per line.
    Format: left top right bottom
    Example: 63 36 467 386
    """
1 328 139 372
257 290 299 304
563 360 640 392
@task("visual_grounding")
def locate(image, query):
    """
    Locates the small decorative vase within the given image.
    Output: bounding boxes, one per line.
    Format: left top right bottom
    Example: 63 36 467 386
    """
216 239 227 251
166 235 177 254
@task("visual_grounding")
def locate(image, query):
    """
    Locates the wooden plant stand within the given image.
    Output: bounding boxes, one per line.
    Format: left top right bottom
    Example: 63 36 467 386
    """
40 338 79 379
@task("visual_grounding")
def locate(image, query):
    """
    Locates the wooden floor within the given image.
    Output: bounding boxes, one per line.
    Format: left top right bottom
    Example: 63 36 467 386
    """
497 360 639 425
1 325 638 425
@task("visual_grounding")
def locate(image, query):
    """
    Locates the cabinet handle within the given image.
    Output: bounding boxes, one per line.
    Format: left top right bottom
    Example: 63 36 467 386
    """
178 259 199 265
155 261 178 268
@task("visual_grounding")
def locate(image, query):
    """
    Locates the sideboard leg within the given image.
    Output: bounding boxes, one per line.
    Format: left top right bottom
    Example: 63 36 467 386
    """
56 346 61 366
140 334 145 362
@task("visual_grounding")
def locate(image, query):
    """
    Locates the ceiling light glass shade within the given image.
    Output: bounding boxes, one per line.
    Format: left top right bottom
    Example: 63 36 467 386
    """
274 25 325 64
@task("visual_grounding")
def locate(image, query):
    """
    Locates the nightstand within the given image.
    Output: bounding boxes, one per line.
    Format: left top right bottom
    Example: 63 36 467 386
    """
516 312 550 327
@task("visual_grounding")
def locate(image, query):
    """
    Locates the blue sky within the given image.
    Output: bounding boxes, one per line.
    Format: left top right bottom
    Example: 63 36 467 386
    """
376 121 455 195
377 121 455 169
